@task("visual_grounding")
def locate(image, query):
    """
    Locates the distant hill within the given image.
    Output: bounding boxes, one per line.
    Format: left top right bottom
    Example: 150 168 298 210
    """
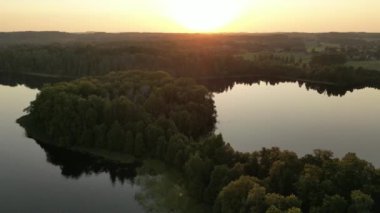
0 31 193 45
1 31 380 46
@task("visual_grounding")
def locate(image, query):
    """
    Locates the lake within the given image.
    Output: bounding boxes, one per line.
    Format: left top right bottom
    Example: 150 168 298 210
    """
0 80 207 213
0 84 146 212
214 81 380 166
0 76 379 212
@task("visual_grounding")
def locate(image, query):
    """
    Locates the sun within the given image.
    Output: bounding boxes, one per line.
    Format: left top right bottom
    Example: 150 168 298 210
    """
167 0 244 32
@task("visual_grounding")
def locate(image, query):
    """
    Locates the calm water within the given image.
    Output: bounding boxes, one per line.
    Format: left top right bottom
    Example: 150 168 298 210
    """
214 82 380 166
0 84 145 213
0 82 207 213
1 77 380 212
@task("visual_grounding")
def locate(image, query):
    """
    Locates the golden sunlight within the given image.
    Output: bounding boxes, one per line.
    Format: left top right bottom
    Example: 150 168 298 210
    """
167 0 244 32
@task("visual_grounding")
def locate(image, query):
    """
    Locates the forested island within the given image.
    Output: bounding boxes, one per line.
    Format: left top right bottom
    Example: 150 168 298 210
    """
18 71 380 213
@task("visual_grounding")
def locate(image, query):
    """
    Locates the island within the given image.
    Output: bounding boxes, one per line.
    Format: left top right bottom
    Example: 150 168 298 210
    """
18 70 380 213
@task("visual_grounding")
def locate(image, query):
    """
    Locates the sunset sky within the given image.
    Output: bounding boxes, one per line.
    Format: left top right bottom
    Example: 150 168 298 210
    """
1 0 380 32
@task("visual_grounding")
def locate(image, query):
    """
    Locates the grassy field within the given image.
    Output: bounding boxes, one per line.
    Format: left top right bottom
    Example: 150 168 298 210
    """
346 60 380 71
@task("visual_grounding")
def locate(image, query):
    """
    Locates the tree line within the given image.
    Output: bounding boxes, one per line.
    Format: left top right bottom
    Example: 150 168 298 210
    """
19 71 380 213
1 38 380 89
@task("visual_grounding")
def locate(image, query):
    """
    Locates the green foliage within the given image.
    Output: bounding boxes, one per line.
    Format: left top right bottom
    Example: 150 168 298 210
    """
124 131 134 154
214 175 302 213
3 34 380 90
134 132 145 157
204 165 233 203
265 193 301 212
26 70 216 152
311 53 347 66
265 206 281 213
286 207 302 213
214 176 260 213
320 195 348 213
349 190 374 213
185 153 213 198
267 151 302 195
246 184 267 213
107 121 125 151
346 60 380 72
22 70 380 213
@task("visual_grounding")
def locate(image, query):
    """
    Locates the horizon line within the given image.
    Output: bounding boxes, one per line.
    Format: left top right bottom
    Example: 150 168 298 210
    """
1 31 380 34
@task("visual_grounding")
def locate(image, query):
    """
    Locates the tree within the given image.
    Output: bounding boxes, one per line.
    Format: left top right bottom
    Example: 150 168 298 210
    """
134 132 145 157
184 153 212 198
165 133 187 163
286 207 302 213
204 165 232 203
84 107 98 128
296 164 325 210
107 121 125 151
144 92 166 115
265 193 301 211
155 136 167 159
321 195 347 213
214 176 260 213
93 124 107 148
268 151 301 195
348 190 374 213
334 153 376 197
144 124 164 154
265 205 281 213
79 128 94 147
201 134 234 165
123 130 134 154
246 184 267 213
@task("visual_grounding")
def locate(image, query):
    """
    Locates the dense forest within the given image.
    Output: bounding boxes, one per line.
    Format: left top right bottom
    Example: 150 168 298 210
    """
1 32 380 89
19 71 380 213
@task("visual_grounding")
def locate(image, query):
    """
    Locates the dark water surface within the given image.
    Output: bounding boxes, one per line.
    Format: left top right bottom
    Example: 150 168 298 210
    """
214 81 380 166
0 80 207 213
1 74 380 212
0 84 145 213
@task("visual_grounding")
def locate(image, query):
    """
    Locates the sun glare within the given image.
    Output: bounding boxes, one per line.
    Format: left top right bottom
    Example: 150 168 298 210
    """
167 0 244 32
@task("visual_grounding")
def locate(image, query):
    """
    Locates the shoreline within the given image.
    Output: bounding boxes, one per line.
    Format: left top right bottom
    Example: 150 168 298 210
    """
17 114 212 212
17 115 136 165
1 70 355 87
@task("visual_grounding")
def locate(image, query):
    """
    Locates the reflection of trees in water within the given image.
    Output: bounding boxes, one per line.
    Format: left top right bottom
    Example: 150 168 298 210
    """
0 72 69 89
1 72 379 97
36 141 141 185
199 77 380 96
38 141 210 212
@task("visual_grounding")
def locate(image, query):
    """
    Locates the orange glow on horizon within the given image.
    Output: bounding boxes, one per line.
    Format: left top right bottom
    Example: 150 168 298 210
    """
166 0 245 32
0 0 380 33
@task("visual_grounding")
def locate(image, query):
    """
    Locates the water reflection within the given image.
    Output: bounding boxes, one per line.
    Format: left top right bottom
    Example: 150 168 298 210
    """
2 72 379 97
36 141 141 185
213 81 380 166
36 140 210 213
0 83 145 213
199 76 380 96
2 73 379 211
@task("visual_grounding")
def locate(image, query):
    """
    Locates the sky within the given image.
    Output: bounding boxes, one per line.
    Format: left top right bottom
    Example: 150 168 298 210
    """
1 0 380 33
